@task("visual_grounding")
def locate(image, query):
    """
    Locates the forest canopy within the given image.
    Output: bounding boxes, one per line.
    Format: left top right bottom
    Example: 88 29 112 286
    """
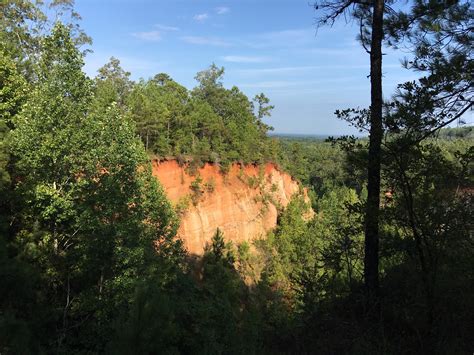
96 60 278 168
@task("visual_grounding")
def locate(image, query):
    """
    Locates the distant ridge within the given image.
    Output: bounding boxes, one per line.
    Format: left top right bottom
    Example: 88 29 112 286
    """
270 125 472 140
269 133 330 140
269 132 367 140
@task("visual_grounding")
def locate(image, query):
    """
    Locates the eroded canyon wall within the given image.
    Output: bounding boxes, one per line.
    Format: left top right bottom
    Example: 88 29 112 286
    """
152 160 306 255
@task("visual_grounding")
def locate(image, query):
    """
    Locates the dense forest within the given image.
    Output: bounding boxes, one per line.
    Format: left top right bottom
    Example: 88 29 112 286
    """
1 0 473 354
97 60 278 168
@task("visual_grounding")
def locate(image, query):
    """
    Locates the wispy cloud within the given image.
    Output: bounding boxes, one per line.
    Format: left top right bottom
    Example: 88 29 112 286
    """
215 6 230 15
306 47 361 56
181 36 231 47
236 65 330 75
241 28 315 48
132 23 179 42
235 64 383 76
221 55 270 63
239 77 360 89
193 13 209 22
84 52 167 80
132 30 162 41
240 81 299 89
235 64 406 85
154 24 179 31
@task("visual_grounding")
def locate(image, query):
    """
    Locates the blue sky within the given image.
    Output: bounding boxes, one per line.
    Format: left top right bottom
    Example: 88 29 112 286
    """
77 0 422 135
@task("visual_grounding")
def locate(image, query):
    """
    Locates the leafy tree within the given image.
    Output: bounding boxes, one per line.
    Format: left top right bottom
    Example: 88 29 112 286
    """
253 93 274 121
128 79 168 152
262 191 363 308
128 75 189 154
0 0 91 78
193 63 226 109
0 50 28 129
278 138 352 196
0 50 28 233
111 227 264 354
383 0 472 142
94 56 132 109
253 93 275 136
380 139 473 352
375 2 472 345
8 22 181 352
0 0 46 75
151 72 173 86
195 228 252 353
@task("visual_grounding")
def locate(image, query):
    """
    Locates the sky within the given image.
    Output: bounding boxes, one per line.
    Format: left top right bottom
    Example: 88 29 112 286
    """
76 0 423 135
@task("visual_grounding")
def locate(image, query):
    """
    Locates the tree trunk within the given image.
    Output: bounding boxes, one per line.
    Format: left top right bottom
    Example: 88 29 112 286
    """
146 130 149 151
364 0 384 312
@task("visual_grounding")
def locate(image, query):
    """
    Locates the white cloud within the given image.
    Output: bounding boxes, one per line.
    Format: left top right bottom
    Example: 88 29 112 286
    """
237 66 328 75
193 13 209 22
132 24 179 42
243 28 315 48
154 24 179 31
221 55 270 63
83 52 167 80
132 30 162 41
181 36 231 47
215 6 230 15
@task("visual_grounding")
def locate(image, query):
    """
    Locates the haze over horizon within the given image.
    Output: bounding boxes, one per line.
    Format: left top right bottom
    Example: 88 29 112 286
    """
78 0 433 135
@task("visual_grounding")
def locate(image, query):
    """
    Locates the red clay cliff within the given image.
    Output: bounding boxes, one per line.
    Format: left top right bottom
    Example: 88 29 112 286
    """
152 160 306 255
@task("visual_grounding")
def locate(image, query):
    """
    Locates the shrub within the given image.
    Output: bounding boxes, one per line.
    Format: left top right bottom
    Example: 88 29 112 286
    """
204 178 216 193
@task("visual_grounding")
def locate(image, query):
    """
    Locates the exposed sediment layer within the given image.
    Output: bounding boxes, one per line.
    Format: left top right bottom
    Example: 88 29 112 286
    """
152 160 305 254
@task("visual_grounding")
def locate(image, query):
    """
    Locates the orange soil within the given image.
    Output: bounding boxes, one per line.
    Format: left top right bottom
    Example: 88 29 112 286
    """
152 159 306 255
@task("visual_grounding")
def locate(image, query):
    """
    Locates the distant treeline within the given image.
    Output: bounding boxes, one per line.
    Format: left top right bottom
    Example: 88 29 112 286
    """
273 125 473 143
436 125 474 139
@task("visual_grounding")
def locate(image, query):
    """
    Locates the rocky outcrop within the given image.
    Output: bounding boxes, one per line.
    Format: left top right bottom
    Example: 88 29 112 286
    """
152 160 306 255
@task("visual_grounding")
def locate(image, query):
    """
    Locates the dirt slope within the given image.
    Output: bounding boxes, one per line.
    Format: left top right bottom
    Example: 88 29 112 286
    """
152 160 306 254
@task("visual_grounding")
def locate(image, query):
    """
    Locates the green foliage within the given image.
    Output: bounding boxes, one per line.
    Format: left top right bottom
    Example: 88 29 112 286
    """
266 133 473 352
0 0 91 79
0 121 10 196
380 138 474 347
4 22 182 353
110 228 265 354
253 93 275 122
124 63 277 166
203 177 216 193
174 195 191 216
384 0 472 137
0 50 28 236
278 137 359 197
0 50 28 128
190 175 203 205
436 126 474 140
261 190 363 309
205 228 235 266
247 174 259 188
93 57 132 110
